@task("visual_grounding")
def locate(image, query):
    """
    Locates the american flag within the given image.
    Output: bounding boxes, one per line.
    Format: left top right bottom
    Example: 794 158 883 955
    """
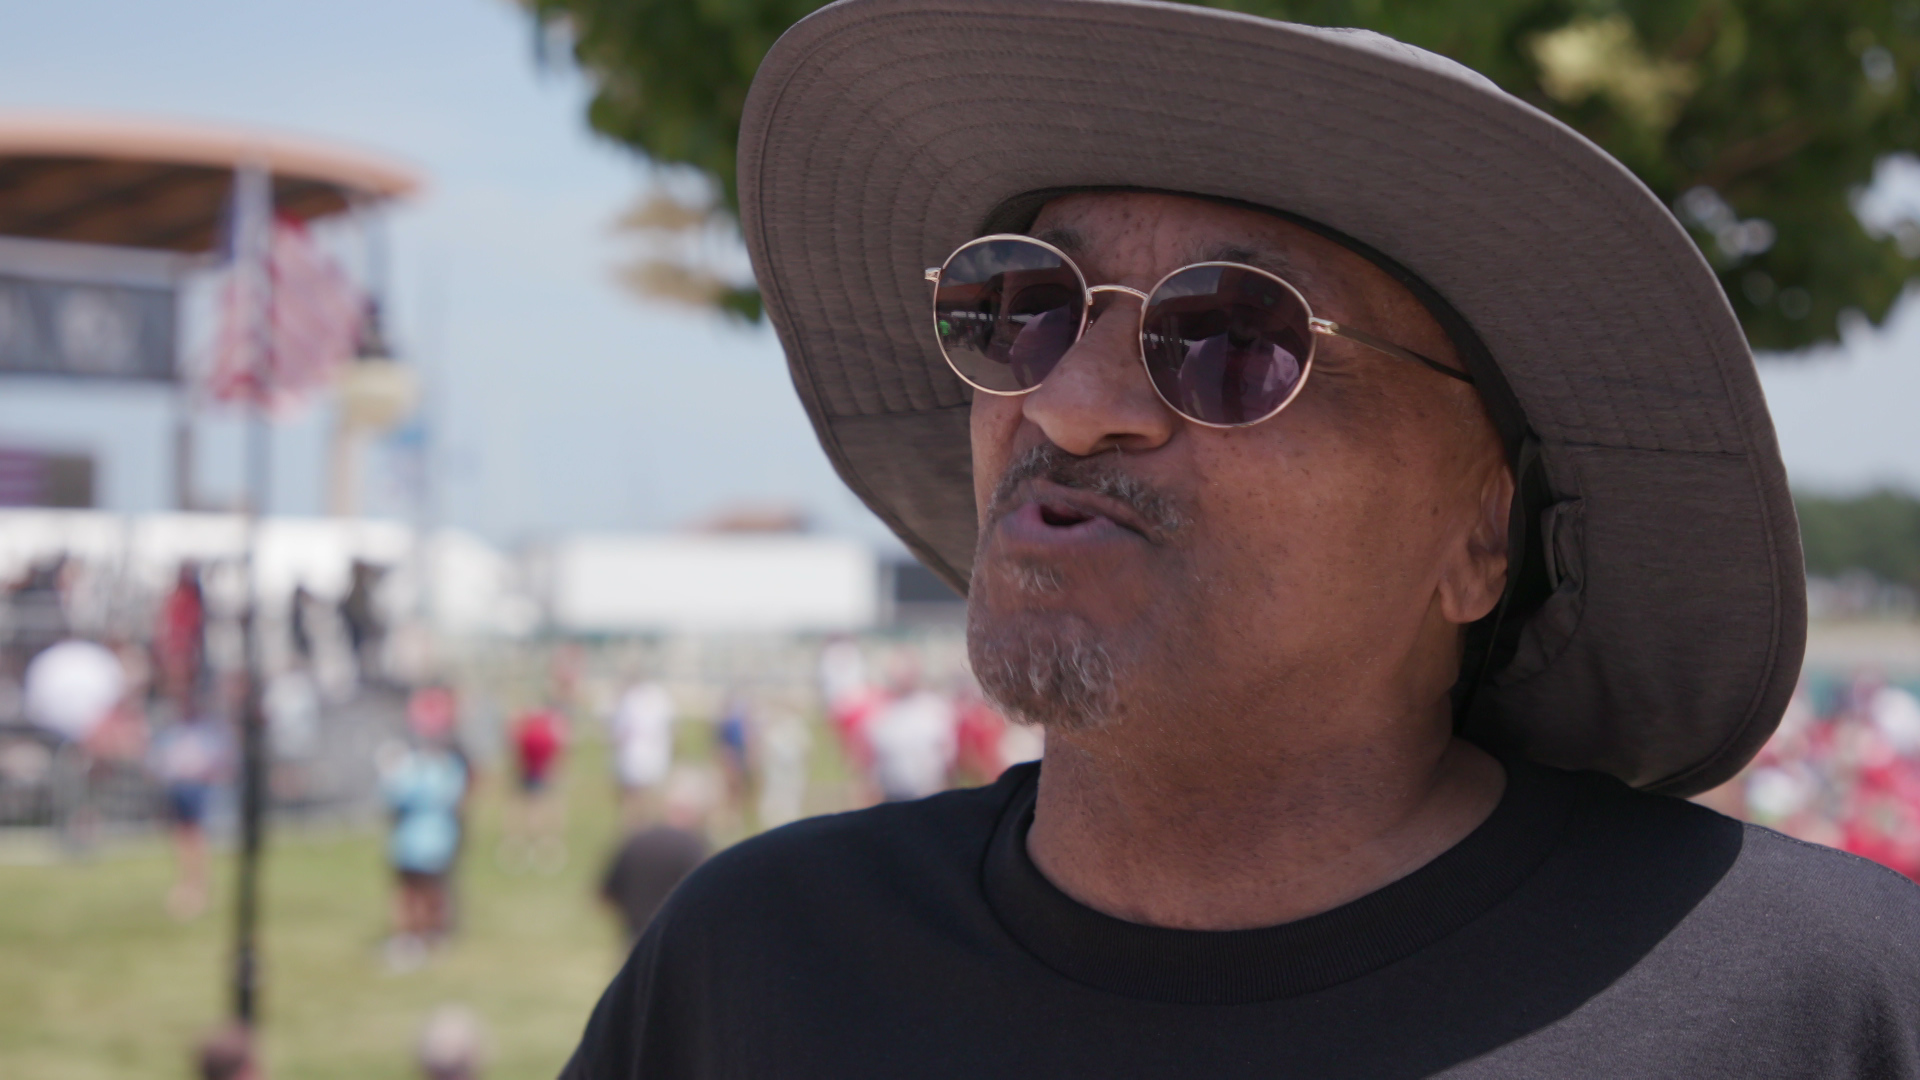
206 214 362 412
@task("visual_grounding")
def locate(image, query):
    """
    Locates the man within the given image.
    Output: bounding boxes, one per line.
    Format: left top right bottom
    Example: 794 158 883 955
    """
417 1004 488 1080
154 561 204 712
865 662 958 802
564 1 1920 1076
608 678 675 824
153 703 227 919
381 691 471 968
194 1023 261 1080
500 702 570 874
599 769 714 946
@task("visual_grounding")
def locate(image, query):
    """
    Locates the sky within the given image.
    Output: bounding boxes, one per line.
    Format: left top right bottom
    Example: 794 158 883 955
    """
0 0 1915 550
0 0 892 548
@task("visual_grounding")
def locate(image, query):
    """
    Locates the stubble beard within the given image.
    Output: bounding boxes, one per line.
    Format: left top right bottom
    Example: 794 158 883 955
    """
968 592 1120 735
965 444 1191 735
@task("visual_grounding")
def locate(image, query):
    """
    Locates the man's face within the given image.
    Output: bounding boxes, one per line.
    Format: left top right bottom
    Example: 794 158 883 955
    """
966 192 1508 739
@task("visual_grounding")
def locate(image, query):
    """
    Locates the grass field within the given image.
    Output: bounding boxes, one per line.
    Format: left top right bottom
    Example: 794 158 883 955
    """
0 741 639 1080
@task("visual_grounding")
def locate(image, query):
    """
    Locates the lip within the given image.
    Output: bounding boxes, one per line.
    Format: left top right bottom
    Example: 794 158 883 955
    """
992 478 1155 551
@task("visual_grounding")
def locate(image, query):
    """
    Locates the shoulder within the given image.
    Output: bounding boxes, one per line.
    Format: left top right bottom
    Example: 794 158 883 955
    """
1572 770 1920 976
1692 812 1920 1028
1725 819 1920 947
562 770 1035 1078
659 765 1032 934
1582 769 1920 907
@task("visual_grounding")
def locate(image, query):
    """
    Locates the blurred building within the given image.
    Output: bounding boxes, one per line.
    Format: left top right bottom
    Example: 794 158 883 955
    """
881 558 964 626
531 502 961 634
0 448 93 508
0 109 420 513
0 506 962 644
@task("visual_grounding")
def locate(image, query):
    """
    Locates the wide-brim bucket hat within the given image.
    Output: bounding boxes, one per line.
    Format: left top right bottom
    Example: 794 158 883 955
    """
738 0 1805 796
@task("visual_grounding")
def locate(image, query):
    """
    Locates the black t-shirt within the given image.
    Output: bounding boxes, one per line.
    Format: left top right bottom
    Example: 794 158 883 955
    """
563 760 1920 1078
600 826 710 939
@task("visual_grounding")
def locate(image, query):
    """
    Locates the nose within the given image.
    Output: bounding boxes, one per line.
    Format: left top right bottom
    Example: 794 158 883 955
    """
1021 291 1177 456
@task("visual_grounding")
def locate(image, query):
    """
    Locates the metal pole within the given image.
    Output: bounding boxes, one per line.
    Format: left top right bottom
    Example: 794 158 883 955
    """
416 248 446 630
234 406 271 1025
173 386 196 512
229 162 273 1027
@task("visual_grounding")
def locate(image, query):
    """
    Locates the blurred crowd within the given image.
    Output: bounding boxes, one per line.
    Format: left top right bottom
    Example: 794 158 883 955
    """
1 551 397 917
0 549 1031 1079
1723 672 1920 881
71 545 1920 1076
195 1003 489 1080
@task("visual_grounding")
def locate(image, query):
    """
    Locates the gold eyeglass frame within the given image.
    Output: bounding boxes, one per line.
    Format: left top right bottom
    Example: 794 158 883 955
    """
925 233 1472 430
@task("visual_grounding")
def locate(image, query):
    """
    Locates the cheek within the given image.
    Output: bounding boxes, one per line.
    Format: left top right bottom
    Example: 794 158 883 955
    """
1183 414 1437 610
1191 445 1341 604
970 394 1025 515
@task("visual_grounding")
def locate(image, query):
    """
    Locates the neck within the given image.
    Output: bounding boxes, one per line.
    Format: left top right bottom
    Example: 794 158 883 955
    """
1025 699 1504 931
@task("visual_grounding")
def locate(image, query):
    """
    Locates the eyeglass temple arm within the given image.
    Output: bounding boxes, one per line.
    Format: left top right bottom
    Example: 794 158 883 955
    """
1311 318 1474 384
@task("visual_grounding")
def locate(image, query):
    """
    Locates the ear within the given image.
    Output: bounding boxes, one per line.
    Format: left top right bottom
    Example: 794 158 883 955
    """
1437 460 1513 625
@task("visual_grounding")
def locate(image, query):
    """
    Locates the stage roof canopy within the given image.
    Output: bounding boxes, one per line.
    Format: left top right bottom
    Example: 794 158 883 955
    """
0 111 423 253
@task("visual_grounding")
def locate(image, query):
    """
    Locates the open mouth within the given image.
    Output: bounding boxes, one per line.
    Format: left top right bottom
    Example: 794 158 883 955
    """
1038 501 1097 529
994 478 1157 550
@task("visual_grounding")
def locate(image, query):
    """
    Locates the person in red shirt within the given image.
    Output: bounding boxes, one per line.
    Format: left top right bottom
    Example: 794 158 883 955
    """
154 563 205 714
500 704 569 874
952 684 1011 787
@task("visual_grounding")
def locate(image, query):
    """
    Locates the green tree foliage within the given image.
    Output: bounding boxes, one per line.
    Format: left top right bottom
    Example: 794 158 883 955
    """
529 0 1920 347
1797 489 1920 590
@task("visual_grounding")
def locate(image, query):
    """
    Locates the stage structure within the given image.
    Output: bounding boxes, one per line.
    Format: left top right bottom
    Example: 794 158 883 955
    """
0 110 422 1026
0 110 422 507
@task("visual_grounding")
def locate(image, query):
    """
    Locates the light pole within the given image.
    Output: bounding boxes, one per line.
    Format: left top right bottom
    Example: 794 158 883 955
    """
229 160 272 1027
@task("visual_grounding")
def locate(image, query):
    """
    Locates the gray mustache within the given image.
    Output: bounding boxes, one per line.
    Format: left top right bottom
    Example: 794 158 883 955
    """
986 443 1190 541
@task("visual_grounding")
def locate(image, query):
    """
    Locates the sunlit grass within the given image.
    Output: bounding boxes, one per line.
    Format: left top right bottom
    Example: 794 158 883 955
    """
0 741 631 1080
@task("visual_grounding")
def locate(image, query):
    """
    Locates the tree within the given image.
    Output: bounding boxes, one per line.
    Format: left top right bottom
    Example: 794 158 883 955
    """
1797 489 1920 590
528 0 1920 350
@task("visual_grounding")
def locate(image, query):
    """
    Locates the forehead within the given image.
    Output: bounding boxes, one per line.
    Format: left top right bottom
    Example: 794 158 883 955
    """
1026 191 1349 294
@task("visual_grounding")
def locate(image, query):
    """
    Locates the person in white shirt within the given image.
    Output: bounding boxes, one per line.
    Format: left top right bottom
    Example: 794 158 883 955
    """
609 680 675 823
867 686 957 803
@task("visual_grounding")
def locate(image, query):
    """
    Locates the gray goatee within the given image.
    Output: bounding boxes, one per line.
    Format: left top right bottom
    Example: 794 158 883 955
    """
971 617 1118 732
968 444 1186 732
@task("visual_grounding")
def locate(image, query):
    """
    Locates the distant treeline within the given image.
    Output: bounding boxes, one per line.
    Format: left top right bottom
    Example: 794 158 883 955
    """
1797 490 1920 589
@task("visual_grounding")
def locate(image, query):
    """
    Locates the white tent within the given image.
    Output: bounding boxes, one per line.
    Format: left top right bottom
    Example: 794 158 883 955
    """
544 533 879 634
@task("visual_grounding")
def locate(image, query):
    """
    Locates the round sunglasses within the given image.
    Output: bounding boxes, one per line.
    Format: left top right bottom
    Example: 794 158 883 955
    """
925 234 1472 428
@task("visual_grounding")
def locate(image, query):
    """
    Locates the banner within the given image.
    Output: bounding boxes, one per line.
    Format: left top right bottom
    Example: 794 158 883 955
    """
0 236 179 381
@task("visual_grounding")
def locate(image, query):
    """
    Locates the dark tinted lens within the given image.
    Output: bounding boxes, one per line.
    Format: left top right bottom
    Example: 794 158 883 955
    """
1141 265 1311 425
934 238 1084 392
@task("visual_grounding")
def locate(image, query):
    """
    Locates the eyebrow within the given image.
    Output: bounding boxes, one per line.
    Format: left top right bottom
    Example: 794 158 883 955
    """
1202 243 1318 292
1030 226 1085 254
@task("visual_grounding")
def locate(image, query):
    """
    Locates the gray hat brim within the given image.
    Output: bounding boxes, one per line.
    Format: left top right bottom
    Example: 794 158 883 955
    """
739 0 1805 796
